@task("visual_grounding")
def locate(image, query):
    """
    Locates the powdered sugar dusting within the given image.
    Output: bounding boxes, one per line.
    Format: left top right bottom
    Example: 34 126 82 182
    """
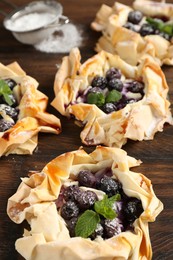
5 12 56 32
34 23 83 53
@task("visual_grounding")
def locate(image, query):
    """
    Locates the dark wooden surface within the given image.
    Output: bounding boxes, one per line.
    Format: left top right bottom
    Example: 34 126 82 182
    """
0 0 173 259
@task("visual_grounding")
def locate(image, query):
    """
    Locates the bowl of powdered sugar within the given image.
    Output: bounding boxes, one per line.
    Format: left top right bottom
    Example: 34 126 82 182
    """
3 0 68 44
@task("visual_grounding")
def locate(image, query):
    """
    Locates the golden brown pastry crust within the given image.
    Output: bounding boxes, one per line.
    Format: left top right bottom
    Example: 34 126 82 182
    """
51 48 173 148
0 62 61 156
133 0 173 18
7 146 163 260
91 1 173 66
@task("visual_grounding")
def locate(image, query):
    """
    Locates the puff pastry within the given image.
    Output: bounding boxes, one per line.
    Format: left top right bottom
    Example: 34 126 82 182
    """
91 0 173 66
0 61 61 156
51 48 173 148
7 146 163 260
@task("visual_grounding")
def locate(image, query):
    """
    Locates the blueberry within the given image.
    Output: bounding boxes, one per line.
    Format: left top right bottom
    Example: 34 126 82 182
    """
95 168 113 184
127 81 144 93
0 119 14 132
128 11 143 24
76 190 98 210
140 23 155 36
90 223 104 240
108 78 123 91
123 22 137 32
91 76 107 89
63 185 82 202
78 170 96 188
65 217 78 237
0 105 19 121
87 87 103 94
124 198 143 223
102 103 117 114
103 219 124 238
106 68 121 80
61 201 80 220
98 176 122 197
4 79 17 90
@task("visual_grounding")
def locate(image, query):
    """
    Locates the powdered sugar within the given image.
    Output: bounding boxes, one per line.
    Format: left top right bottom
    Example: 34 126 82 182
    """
34 23 83 53
5 12 56 32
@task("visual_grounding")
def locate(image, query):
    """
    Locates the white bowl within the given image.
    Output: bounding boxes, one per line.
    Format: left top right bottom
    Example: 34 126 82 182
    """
3 0 69 45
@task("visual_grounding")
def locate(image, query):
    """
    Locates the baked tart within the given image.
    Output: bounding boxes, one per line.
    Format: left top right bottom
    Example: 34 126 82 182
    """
51 48 173 148
91 0 173 66
0 61 61 156
7 146 163 260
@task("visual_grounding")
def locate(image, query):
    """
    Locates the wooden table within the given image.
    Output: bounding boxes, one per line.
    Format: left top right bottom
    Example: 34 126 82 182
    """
0 0 173 259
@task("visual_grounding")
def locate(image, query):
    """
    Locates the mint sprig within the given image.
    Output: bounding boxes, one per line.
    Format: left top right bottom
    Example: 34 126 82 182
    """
161 24 173 35
0 80 14 106
87 92 105 107
94 194 121 220
75 210 100 238
105 90 122 103
75 194 121 238
146 17 173 36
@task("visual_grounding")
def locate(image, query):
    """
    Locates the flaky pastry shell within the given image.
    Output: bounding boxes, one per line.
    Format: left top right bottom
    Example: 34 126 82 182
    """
51 48 172 148
7 146 163 260
0 62 61 156
91 1 173 66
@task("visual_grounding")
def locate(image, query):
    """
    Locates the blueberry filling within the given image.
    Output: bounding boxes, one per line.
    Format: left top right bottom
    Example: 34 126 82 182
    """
0 79 19 132
56 169 143 240
76 68 144 114
123 10 173 41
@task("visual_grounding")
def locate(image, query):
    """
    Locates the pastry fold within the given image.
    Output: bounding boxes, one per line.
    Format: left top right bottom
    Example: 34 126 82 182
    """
91 1 173 66
7 146 163 260
51 48 172 148
0 62 61 156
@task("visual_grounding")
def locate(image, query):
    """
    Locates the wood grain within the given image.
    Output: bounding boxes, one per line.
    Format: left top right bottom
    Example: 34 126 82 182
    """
0 0 173 259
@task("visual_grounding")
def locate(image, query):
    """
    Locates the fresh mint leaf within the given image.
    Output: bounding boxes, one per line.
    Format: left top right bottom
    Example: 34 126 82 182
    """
87 92 105 107
146 17 164 28
94 194 120 220
107 194 121 205
161 24 173 36
0 80 13 106
105 90 122 103
75 210 100 238
146 17 173 36
3 93 13 106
